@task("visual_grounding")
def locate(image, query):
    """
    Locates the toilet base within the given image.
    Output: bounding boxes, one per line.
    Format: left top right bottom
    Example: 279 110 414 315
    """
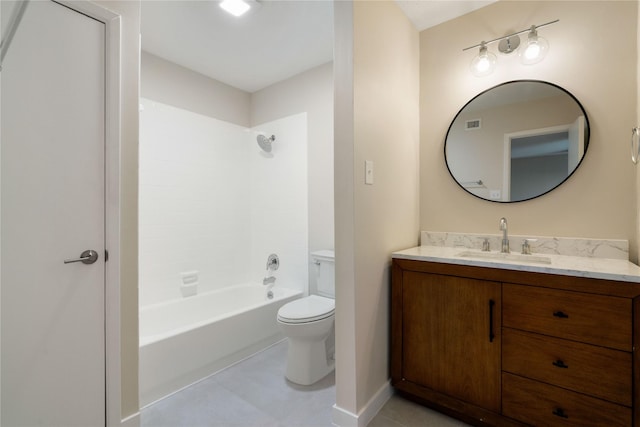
285 338 335 385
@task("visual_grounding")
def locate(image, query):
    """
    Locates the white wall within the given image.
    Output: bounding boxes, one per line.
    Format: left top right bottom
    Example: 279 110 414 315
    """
248 113 309 290
139 98 307 306
252 63 334 292
142 54 331 299
139 98 250 305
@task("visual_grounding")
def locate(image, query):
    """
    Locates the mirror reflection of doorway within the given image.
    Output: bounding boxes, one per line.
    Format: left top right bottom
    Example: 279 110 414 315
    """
504 116 585 201
511 131 569 200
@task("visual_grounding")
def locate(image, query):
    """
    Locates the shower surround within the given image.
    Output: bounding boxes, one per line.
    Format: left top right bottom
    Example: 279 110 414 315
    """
138 98 308 404
139 98 308 306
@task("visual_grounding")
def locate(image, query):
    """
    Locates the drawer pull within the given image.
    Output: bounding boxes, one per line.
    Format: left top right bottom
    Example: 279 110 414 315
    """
552 408 569 419
553 311 569 319
552 359 569 369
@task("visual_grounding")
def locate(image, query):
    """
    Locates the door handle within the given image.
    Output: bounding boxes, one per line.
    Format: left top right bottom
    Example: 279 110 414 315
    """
489 299 495 342
64 249 99 265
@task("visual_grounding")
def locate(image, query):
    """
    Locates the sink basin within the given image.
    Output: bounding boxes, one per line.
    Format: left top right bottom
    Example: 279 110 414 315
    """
456 250 552 265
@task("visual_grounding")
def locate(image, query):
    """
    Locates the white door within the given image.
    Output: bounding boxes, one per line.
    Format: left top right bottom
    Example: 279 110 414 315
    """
1 1 106 425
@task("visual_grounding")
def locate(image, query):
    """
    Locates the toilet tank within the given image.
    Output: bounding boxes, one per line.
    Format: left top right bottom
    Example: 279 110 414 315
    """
311 250 335 298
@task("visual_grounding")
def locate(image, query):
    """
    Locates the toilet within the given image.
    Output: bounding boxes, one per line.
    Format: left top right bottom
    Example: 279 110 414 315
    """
277 250 335 385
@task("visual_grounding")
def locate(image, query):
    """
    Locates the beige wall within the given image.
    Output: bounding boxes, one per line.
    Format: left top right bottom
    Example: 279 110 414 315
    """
334 1 357 414
334 0 420 418
141 52 251 127
421 0 638 261
251 63 334 288
637 2 640 259
95 0 141 421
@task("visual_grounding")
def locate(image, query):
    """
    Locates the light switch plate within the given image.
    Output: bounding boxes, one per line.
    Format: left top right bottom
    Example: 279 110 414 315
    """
365 160 374 185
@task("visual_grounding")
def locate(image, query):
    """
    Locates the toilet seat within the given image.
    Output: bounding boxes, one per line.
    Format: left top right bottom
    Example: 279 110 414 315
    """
277 295 335 324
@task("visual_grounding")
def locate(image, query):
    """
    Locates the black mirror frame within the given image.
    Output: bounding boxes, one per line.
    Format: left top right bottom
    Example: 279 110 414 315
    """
444 80 590 203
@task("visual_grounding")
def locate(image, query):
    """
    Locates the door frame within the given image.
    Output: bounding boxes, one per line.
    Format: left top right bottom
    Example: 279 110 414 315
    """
54 1 122 425
502 124 571 202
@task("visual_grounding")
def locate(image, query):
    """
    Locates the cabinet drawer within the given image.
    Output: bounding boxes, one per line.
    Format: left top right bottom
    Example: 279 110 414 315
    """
503 284 632 351
503 328 631 406
502 373 631 427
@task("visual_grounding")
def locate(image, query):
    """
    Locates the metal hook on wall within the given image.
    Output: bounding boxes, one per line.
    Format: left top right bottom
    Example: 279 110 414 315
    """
632 127 640 164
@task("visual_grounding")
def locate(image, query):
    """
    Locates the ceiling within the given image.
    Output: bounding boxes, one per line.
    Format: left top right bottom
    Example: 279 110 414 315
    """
141 1 495 93
395 0 496 32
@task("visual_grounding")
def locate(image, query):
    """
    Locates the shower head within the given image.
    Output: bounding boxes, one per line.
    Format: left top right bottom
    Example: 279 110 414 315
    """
257 134 275 152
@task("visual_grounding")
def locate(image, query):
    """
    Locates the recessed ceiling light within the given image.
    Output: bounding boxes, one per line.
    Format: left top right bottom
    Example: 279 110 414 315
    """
220 0 251 17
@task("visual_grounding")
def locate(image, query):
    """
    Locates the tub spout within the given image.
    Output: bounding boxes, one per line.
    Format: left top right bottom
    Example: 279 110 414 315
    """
263 276 276 287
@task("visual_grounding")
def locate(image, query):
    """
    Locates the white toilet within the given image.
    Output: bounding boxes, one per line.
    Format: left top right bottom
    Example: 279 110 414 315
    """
277 250 335 385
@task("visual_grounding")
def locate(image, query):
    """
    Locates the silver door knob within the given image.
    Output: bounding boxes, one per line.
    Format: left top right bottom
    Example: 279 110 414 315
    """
64 249 99 265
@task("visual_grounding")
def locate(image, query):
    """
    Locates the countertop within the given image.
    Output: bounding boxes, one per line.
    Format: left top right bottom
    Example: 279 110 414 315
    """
392 246 640 283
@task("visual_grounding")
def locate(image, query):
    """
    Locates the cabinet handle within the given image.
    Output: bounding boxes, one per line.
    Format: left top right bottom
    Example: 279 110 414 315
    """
552 359 569 369
552 408 569 419
489 299 495 342
553 311 569 319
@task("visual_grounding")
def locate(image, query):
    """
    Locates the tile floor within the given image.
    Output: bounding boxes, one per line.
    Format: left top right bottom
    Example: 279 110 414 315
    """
140 340 469 427
368 395 471 427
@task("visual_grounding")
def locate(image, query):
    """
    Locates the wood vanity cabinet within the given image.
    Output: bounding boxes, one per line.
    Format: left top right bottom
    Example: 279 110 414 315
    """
391 258 640 427
400 270 502 413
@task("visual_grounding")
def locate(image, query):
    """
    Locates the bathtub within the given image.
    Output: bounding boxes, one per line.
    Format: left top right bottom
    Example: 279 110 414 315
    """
139 284 302 407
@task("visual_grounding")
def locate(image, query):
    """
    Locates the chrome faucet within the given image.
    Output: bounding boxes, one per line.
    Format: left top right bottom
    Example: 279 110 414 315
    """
521 238 537 255
499 217 509 253
263 276 276 286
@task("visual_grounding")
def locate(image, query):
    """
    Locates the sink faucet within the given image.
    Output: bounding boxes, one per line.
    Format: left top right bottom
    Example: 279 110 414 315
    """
499 217 509 253
521 238 537 255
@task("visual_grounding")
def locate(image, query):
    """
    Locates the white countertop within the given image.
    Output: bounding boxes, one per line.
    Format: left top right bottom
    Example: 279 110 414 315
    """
392 246 640 283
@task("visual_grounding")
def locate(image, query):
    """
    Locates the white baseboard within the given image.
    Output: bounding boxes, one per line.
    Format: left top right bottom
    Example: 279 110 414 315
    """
332 404 358 427
332 381 393 427
120 411 140 427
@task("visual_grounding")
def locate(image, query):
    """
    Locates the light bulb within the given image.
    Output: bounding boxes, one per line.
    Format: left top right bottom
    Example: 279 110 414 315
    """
470 43 497 77
519 26 549 65
524 42 541 60
220 0 251 17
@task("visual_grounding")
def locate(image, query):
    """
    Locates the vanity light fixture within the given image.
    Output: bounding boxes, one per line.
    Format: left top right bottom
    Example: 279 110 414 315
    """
519 25 549 65
220 0 252 17
469 42 497 77
464 19 558 76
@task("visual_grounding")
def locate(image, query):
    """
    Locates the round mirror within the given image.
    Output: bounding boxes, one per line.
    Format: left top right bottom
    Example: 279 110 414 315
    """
444 80 589 203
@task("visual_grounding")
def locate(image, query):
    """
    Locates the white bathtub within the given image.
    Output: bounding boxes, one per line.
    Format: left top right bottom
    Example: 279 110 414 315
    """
139 284 302 407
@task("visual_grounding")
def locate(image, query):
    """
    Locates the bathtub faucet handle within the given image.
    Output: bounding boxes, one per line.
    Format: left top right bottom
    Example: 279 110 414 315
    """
266 253 280 271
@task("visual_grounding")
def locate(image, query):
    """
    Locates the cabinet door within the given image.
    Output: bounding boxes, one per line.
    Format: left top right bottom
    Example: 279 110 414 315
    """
402 271 501 412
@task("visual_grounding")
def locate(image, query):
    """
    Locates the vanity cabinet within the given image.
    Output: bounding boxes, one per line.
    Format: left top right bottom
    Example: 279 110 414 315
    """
401 271 501 412
391 258 640 427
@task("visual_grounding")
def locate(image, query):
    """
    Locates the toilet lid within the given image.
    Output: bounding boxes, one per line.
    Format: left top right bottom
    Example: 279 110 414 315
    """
277 295 335 324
